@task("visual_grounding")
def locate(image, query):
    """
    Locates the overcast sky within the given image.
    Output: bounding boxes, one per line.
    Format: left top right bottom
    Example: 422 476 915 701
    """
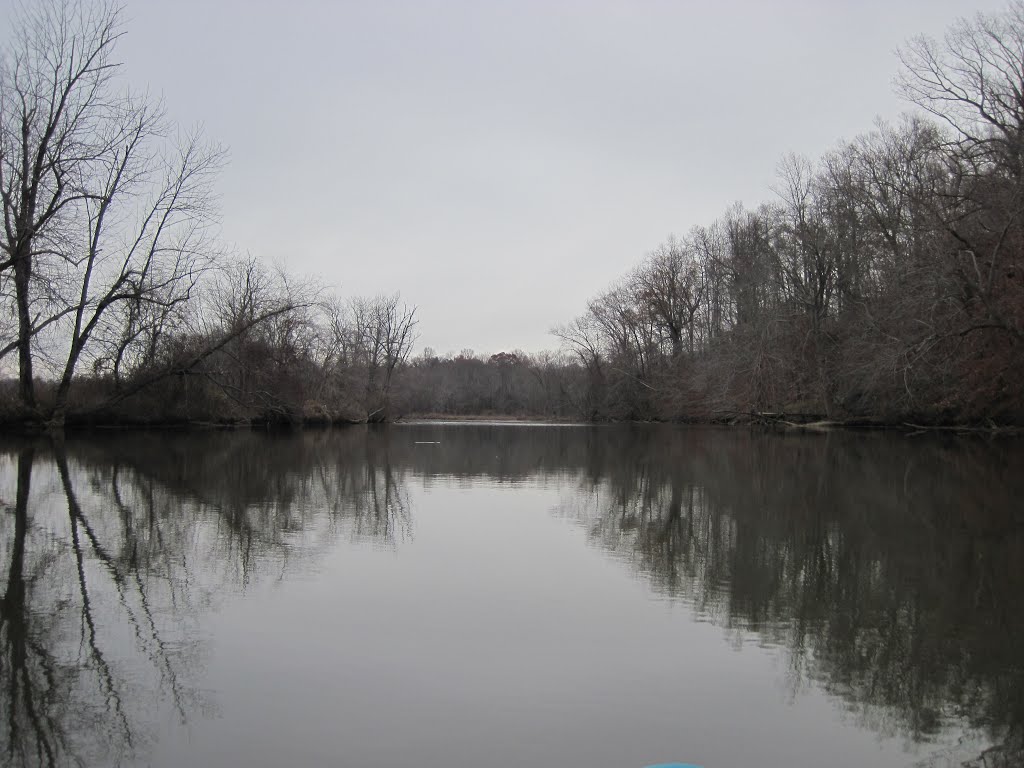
0 0 1007 356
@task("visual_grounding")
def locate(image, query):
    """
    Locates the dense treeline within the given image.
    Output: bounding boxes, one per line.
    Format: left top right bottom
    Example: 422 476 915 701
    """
554 6 1024 425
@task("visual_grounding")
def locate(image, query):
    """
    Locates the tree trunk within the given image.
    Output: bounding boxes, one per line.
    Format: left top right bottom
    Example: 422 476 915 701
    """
49 338 87 428
13 244 36 412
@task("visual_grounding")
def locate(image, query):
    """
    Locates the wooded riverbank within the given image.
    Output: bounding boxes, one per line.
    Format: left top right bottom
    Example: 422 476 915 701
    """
2 3 1021 431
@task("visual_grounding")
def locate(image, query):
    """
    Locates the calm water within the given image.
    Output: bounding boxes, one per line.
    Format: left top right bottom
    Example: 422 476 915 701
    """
1 424 1022 768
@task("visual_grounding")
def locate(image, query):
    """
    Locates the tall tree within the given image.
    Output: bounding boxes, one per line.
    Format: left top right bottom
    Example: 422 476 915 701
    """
0 0 222 424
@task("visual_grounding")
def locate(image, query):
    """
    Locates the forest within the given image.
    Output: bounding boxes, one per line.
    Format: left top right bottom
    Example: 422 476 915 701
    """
1 1 1022 428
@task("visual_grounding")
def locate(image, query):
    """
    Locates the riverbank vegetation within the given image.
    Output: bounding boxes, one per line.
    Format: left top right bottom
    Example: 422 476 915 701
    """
0 1 418 427
2 1 1022 428
552 6 1024 426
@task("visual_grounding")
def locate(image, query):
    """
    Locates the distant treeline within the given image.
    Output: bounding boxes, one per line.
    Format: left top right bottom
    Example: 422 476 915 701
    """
2 2 1022 427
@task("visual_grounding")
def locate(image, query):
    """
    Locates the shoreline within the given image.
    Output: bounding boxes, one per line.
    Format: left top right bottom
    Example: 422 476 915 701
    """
0 411 1021 436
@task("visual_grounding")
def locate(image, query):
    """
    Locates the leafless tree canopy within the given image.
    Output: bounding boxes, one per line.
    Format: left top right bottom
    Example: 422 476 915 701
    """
2 1 1023 427
0 0 225 424
0 2 420 427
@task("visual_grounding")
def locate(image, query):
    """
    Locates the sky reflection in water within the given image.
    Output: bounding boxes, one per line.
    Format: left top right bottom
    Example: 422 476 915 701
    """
0 425 1021 768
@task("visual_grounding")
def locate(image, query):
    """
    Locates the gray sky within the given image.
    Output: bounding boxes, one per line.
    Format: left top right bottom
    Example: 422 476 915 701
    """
1 0 1006 356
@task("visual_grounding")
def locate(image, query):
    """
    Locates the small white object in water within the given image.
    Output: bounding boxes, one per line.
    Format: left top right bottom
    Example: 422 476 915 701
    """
414 441 440 444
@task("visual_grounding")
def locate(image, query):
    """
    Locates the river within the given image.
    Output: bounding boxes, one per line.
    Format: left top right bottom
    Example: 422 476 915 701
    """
1 424 1021 768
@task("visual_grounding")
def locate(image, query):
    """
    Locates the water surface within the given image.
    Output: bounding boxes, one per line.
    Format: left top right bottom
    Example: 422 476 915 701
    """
1 424 1021 768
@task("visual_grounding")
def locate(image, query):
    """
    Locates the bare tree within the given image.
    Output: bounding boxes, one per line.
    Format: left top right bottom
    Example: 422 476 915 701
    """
0 0 223 425
1 1 124 410
176 255 320 420
897 3 1024 171
347 293 418 421
898 5 1024 343
633 236 706 358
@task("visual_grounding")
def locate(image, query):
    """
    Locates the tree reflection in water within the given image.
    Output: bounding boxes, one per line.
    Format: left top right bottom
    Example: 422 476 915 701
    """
0 428 411 767
0 442 200 767
0 425 1020 767
553 427 1024 766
